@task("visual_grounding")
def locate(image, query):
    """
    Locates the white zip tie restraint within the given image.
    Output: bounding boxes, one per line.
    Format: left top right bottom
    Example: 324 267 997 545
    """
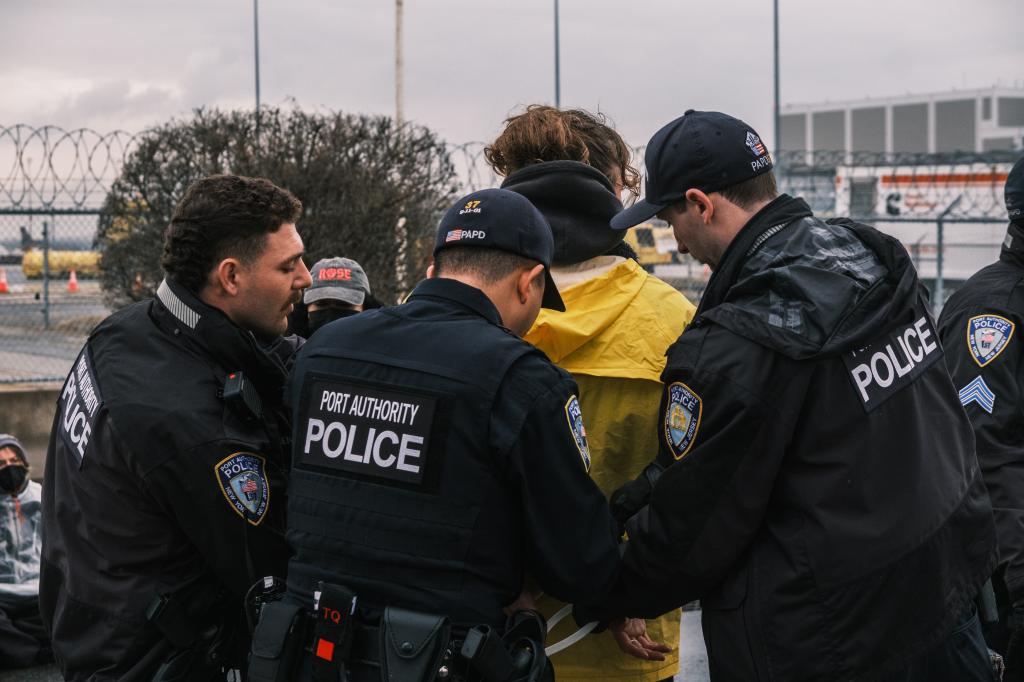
545 604 598 656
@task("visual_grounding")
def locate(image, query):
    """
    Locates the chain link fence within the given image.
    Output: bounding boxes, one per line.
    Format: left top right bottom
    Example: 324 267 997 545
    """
1 125 1018 382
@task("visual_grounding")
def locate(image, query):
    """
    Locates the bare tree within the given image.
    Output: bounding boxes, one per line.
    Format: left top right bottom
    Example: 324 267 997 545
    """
98 106 458 308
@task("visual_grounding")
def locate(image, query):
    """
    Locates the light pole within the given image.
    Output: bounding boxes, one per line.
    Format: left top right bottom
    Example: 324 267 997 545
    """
253 0 261 140
773 0 780 154
554 0 561 108
396 0 405 126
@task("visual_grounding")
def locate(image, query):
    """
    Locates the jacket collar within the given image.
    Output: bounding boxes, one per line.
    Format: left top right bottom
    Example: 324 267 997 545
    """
407 277 504 327
153 278 292 397
1000 222 1024 269
696 194 813 316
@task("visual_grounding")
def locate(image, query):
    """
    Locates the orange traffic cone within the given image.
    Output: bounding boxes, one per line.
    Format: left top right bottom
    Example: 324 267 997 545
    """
0 267 8 294
67 269 79 294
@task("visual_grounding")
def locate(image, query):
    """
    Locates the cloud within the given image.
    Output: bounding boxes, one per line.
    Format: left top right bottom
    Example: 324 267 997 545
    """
0 0 1020 150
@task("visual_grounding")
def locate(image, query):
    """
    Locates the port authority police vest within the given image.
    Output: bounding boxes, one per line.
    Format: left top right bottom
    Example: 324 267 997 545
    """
284 281 539 628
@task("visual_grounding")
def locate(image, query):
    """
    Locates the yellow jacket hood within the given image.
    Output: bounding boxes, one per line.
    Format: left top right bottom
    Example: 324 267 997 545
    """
526 258 695 382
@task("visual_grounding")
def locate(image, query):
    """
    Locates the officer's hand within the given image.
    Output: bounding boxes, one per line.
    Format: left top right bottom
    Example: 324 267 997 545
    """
609 618 671 661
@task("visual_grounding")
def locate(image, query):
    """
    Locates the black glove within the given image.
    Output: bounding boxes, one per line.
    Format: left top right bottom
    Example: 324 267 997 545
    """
608 461 664 533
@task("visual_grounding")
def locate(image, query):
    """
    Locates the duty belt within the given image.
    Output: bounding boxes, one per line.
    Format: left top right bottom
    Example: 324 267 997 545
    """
248 579 553 682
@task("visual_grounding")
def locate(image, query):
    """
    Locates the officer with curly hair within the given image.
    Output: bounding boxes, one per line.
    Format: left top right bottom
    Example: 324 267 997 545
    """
40 174 313 681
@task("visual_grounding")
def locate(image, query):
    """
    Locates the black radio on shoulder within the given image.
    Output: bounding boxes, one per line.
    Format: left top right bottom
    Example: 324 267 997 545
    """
224 371 264 421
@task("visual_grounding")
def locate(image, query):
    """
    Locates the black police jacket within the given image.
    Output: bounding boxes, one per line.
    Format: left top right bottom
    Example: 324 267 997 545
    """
939 223 1024 606
39 279 294 681
284 277 620 628
586 196 996 681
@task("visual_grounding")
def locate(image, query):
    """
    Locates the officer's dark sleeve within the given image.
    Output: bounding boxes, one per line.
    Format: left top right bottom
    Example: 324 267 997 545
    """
939 304 1024 602
495 368 621 606
585 346 808 620
138 440 289 599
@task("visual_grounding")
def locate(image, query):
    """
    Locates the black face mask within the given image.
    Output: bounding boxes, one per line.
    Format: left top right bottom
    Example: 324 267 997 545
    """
0 465 28 495
308 308 360 335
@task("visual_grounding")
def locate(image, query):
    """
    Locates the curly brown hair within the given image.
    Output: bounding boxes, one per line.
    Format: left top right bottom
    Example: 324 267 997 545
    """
484 105 641 198
161 174 302 294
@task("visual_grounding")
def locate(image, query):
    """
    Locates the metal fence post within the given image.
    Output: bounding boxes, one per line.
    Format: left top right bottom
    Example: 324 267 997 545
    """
934 195 963 317
42 219 51 329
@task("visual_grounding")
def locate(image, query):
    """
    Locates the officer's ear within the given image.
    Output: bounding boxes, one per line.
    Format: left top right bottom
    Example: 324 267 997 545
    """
685 188 714 224
516 263 546 304
212 257 244 297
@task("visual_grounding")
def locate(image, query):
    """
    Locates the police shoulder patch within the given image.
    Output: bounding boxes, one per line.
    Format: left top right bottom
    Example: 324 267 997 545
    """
664 382 702 460
215 452 270 526
967 314 1014 367
564 395 591 472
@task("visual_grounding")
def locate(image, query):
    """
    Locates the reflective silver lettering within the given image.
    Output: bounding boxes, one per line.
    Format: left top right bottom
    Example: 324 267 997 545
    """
852 364 873 402
76 422 91 458
887 343 913 377
304 418 325 454
915 317 938 355
343 424 362 462
397 434 423 473
324 422 348 459
871 351 894 388
903 327 923 362
373 430 399 468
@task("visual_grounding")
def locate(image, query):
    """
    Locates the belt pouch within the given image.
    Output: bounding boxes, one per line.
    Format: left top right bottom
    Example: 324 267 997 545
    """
379 606 450 682
248 601 305 682
460 625 515 682
311 582 359 682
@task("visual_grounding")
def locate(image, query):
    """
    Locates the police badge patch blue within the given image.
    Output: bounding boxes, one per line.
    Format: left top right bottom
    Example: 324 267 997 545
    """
564 396 591 472
664 382 702 460
967 314 1014 367
215 452 269 526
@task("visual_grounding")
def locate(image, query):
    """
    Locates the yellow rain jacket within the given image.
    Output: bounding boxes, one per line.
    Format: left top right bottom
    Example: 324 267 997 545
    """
525 256 696 682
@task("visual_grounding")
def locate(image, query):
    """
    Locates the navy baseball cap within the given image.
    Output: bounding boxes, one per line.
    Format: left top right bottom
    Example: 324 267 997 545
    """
1008 156 1024 226
611 110 775 229
434 188 565 311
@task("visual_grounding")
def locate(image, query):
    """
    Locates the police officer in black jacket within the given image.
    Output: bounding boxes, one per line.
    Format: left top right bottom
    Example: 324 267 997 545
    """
939 155 1024 677
40 175 313 681
269 188 622 681
580 111 998 681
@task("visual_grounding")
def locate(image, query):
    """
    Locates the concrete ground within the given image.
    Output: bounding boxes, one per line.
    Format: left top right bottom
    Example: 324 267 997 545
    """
0 612 710 681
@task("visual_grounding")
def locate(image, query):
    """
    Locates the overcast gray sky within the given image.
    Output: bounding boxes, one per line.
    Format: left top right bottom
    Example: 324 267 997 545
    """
1 0 1021 149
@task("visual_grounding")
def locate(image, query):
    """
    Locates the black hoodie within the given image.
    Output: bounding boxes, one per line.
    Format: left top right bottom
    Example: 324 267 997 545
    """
500 160 631 265
592 196 996 681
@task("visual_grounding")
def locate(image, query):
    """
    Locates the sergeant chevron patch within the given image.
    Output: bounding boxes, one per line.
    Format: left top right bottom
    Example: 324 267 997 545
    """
959 376 996 414
967 314 1013 367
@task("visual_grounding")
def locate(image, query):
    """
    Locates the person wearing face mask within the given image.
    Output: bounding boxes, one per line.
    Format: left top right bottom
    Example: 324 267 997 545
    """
0 434 51 669
303 256 374 336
